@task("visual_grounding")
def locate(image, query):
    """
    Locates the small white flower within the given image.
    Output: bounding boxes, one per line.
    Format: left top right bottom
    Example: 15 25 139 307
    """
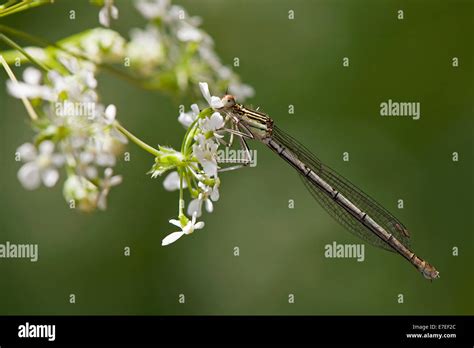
187 193 206 217
97 168 122 210
103 104 116 124
207 179 220 201
46 57 98 103
193 135 219 177
162 213 205 246
163 171 187 191
96 104 128 144
99 0 119 27
7 67 54 101
76 28 126 62
78 151 99 179
77 140 117 180
177 23 202 42
96 150 116 167
200 112 225 134
199 82 224 109
63 174 99 212
135 0 170 20
23 67 42 85
126 25 164 73
178 104 199 128
57 56 98 89
187 181 220 217
16 141 64 190
9 57 98 105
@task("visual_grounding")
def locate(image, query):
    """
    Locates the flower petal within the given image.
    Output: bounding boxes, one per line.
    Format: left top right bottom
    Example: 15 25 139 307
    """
39 140 54 155
163 171 187 191
204 199 213 213
169 219 181 228
199 82 211 105
191 103 200 115
17 143 37 162
194 221 205 230
52 154 65 167
85 166 98 179
178 112 194 128
23 67 42 85
104 104 117 123
17 162 40 190
104 167 113 178
111 5 119 20
109 175 123 187
210 96 224 109
210 186 220 201
177 24 202 42
99 7 110 27
41 168 59 187
162 231 185 246
7 80 54 101
80 151 94 164
96 152 116 167
200 159 218 178
209 112 224 130
97 191 108 211
187 198 202 217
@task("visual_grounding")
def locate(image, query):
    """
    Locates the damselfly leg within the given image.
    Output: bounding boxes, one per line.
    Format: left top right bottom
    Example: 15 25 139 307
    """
217 121 254 172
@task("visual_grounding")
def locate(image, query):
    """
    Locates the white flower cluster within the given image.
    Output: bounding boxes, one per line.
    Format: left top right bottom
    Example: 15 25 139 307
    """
63 28 126 64
131 0 254 99
152 82 234 246
90 0 254 99
2 0 255 242
10 56 125 212
14 0 254 102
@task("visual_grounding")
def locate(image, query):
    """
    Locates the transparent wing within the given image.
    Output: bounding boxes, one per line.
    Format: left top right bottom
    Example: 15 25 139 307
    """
272 126 410 252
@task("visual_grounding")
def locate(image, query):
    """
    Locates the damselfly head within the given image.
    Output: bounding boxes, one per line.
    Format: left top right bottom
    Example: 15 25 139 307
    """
220 94 237 109
422 263 440 280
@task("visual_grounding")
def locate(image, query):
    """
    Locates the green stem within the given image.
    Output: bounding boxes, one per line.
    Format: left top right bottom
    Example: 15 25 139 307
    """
0 33 49 71
178 167 184 217
0 0 53 18
0 0 17 11
181 119 198 153
180 107 212 153
0 54 39 120
114 122 159 157
184 167 196 198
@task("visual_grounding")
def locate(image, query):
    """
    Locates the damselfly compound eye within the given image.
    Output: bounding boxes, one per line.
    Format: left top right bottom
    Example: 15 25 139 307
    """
220 94 236 109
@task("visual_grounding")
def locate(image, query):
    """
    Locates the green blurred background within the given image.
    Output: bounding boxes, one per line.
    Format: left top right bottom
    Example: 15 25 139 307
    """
0 0 473 315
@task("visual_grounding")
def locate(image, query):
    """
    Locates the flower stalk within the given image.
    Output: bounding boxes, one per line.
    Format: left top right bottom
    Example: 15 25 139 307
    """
0 55 39 120
114 122 159 157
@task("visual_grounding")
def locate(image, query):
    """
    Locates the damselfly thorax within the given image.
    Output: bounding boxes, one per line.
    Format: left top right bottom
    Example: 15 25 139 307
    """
220 95 273 141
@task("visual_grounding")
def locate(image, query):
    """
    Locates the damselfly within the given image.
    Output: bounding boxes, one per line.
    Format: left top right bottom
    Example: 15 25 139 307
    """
218 95 439 280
